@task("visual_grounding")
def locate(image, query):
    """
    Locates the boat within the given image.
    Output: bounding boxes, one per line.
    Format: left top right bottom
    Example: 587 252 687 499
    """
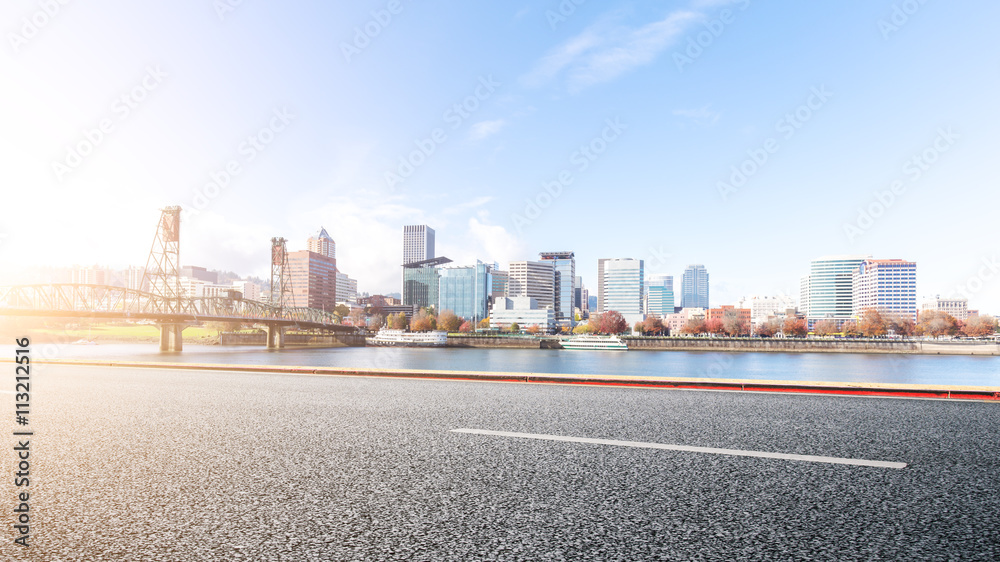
559 334 628 350
368 329 448 347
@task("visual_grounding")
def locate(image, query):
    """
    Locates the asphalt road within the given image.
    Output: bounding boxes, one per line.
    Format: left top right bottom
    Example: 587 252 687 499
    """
2 364 999 561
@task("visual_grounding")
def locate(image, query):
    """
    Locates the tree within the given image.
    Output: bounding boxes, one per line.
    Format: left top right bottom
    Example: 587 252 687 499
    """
962 315 997 338
642 316 665 335
509 322 520 333
681 318 707 335
459 321 473 333
526 324 541 335
597 311 628 334
634 321 644 334
783 318 807 337
756 320 777 338
388 312 408 330
722 310 748 337
857 309 887 337
438 310 462 333
348 307 367 328
477 318 491 331
916 310 959 339
573 323 594 334
333 304 351 318
841 320 860 337
705 318 725 335
886 314 915 337
366 314 385 331
410 309 435 332
813 319 839 337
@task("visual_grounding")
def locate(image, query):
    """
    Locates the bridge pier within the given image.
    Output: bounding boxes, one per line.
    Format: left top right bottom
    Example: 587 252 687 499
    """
266 325 285 349
158 324 185 352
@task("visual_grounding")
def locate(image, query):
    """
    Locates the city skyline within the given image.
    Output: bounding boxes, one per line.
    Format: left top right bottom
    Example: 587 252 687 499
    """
2 1 998 313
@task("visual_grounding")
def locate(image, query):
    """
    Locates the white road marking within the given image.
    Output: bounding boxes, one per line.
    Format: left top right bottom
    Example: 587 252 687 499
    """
451 428 907 469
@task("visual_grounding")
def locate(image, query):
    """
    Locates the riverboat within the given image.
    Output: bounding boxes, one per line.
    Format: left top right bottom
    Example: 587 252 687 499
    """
559 335 628 350
368 329 448 347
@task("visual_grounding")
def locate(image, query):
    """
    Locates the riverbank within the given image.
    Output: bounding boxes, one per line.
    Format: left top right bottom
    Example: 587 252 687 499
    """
445 335 1000 355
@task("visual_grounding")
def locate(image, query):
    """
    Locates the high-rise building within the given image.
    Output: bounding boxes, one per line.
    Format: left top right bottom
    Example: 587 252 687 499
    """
597 258 609 313
603 258 644 325
231 280 261 301
573 276 589 313
680 265 710 309
489 266 508 299
921 295 969 321
125 266 146 292
402 225 435 265
539 251 576 326
438 261 493 323
288 250 338 311
307 227 336 260
801 255 869 325
402 257 451 311
646 275 674 318
852 259 918 321
508 260 555 310
336 271 358 303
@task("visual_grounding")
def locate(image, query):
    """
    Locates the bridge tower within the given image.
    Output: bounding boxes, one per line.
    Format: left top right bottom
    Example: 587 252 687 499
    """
142 207 185 350
267 237 292 348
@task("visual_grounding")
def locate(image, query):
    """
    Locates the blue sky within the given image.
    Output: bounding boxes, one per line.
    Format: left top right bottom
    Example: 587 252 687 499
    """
2 0 999 312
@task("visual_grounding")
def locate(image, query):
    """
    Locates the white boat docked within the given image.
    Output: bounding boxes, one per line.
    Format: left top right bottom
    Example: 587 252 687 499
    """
368 329 448 347
559 334 628 350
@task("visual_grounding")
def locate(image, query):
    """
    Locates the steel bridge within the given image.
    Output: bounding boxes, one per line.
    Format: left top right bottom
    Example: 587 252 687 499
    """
0 206 360 350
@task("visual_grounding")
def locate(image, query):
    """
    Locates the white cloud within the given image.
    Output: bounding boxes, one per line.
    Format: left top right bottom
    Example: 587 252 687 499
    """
673 105 722 125
468 119 507 142
521 10 700 92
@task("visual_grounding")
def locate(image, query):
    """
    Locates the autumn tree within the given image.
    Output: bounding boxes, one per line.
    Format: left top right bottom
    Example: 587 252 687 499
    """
438 310 463 333
508 322 520 333
348 307 367 328
962 315 997 338
389 312 408 330
813 320 839 337
333 304 351 318
642 316 665 335
459 321 473 333
477 318 491 331
634 321 644 334
573 323 595 334
409 309 436 332
886 314 915 337
682 318 707 335
841 320 860 337
722 309 748 337
916 310 959 339
755 320 776 338
597 311 628 334
526 324 541 335
857 309 888 338
783 318 807 337
366 314 385 331
705 318 725 335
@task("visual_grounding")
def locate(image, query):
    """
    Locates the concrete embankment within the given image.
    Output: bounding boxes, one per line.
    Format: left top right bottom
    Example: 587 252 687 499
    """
33 358 1000 401
445 335 1000 355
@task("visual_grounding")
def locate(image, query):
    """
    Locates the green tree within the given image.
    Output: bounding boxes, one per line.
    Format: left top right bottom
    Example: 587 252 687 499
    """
509 322 520 333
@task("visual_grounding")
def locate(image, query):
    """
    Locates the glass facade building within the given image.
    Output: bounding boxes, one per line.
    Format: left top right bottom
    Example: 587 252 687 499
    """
852 259 917 321
801 255 868 325
438 262 493 323
539 251 575 326
402 257 451 311
603 258 644 325
646 275 674 317
680 265 709 309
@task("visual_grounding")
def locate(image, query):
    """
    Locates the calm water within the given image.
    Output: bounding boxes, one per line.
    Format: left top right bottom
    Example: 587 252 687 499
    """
13 342 1000 386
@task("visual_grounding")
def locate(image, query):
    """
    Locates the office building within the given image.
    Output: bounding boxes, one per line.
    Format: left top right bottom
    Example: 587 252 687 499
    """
288 250 338 311
921 295 969 321
402 225 435 265
438 261 493 323
402 257 451 311
646 275 674 318
573 276 589 313
852 259 918 321
737 295 797 325
539 251 576 327
336 272 358 303
307 227 336 259
508 260 555 310
231 280 261 301
597 258 609 313
680 265 710 309
801 255 869 325
603 258 644 326
179 265 217 284
489 297 555 333
488 265 508 299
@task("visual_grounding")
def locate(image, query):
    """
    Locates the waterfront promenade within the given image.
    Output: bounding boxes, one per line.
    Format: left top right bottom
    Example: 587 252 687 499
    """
3 362 998 560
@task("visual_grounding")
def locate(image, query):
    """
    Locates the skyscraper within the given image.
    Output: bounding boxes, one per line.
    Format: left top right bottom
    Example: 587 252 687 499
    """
539 251 575 327
402 256 451 311
508 260 555 310
288 250 337 311
852 259 917 321
646 274 674 317
596 258 609 313
680 265 709 309
801 255 869 325
307 227 336 259
402 225 435 265
603 258 644 325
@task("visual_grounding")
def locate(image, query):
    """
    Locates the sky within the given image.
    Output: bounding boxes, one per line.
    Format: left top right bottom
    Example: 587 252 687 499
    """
1 0 998 313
